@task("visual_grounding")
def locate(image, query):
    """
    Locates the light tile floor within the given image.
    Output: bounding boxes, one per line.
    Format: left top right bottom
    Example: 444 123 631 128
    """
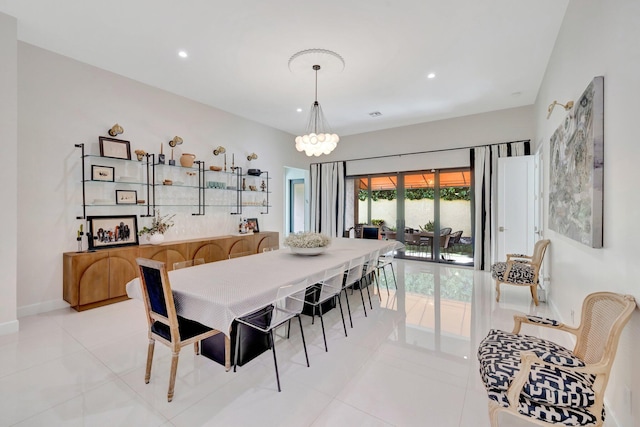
1 259 560 427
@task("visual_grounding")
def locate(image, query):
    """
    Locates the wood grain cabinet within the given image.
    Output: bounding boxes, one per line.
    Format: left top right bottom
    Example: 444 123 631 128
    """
63 232 278 311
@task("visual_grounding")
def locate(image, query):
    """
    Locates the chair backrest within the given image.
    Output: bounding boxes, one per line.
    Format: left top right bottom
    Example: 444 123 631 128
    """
173 258 205 270
531 239 550 266
405 233 421 245
270 278 308 328
385 231 397 241
136 258 179 341
439 234 451 249
364 249 380 276
318 264 347 302
439 227 452 236
450 230 463 244
574 292 636 365
229 251 252 259
361 226 380 239
344 255 366 288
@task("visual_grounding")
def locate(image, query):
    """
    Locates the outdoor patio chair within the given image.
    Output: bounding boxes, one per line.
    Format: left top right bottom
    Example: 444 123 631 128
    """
136 258 220 402
478 292 636 427
491 239 550 306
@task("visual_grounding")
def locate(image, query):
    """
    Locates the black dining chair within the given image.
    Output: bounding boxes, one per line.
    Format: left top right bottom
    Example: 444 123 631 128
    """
233 278 310 392
303 264 348 352
136 258 220 402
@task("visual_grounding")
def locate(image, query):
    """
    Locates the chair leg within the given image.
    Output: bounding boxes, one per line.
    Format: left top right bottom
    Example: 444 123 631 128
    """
530 284 539 306
318 304 328 352
390 263 397 288
382 266 389 296
145 338 155 384
365 281 373 310
342 288 353 328
358 286 368 317
297 315 310 368
269 330 281 392
193 341 200 355
336 295 348 338
167 351 179 402
488 401 501 427
286 318 292 339
495 280 501 302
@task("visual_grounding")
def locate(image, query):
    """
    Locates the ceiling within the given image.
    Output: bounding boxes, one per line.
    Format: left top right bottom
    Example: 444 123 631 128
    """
0 0 569 137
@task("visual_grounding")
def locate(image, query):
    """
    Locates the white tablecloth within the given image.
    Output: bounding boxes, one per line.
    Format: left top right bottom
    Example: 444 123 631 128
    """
126 238 403 337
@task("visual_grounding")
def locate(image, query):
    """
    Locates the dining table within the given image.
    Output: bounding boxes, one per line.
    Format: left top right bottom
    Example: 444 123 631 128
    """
126 237 404 370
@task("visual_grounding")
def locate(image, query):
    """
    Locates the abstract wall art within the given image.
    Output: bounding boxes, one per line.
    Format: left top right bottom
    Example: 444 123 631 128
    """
549 76 604 248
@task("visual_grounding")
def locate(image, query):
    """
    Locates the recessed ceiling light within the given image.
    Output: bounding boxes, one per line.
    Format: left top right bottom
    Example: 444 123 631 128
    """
369 111 382 117
178 50 188 58
427 73 436 79
511 91 522 96
296 108 302 112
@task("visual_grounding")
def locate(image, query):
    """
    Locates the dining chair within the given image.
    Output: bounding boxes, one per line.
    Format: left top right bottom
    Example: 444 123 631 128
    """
233 279 310 392
341 255 366 329
229 251 253 259
491 239 550 306
303 264 348 352
358 249 380 304
478 292 636 427
377 250 397 294
135 258 220 402
172 258 205 270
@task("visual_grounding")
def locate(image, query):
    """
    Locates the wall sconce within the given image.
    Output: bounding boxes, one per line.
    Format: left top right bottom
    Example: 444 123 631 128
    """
108 123 123 136
169 136 183 147
547 100 574 119
247 153 258 161
213 146 226 155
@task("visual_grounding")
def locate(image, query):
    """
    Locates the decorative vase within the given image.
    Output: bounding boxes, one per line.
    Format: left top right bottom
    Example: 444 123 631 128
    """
180 153 196 168
148 234 165 245
136 153 144 161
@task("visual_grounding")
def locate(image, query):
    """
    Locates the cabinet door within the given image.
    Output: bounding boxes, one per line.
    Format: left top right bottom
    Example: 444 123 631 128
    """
78 256 110 306
109 249 138 298
256 232 279 253
228 236 253 257
191 241 227 263
139 243 188 271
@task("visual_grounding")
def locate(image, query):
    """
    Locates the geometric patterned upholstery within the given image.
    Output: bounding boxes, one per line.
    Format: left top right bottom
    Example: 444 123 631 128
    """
491 261 536 284
478 329 600 426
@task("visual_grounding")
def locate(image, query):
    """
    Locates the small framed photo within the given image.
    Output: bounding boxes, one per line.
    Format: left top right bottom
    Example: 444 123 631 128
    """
115 190 137 205
246 218 259 233
87 215 139 250
99 136 131 160
91 165 115 182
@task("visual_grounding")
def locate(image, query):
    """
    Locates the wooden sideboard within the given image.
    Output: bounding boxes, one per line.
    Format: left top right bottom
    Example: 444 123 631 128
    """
63 232 279 311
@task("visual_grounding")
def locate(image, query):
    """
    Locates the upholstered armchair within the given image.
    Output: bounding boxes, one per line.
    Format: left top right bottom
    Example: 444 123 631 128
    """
491 239 550 306
477 292 636 426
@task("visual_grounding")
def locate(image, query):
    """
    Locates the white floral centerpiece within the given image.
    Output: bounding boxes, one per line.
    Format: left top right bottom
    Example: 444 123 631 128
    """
138 210 175 245
284 232 330 255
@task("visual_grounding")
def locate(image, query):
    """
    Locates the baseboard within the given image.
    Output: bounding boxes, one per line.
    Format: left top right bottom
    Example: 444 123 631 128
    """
0 319 19 335
17 299 70 318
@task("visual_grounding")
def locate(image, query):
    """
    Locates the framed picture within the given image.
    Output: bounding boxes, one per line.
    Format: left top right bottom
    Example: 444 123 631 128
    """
91 165 115 182
115 190 137 205
549 76 604 248
99 136 131 160
246 218 259 233
87 215 139 250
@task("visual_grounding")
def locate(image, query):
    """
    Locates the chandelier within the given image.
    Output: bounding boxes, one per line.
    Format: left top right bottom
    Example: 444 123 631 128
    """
294 64 339 157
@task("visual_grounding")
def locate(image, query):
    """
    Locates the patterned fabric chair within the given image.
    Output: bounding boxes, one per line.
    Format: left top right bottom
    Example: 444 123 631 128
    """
491 239 550 305
477 292 636 426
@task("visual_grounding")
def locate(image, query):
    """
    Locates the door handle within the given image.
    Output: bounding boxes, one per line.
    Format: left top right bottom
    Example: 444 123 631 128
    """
499 226 506 232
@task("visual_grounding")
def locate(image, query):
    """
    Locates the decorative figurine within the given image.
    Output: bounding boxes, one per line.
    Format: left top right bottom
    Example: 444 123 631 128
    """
242 178 246 191
260 180 266 192
158 143 165 164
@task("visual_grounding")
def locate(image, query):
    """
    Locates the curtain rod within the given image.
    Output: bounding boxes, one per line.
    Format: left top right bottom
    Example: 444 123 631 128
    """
309 139 530 166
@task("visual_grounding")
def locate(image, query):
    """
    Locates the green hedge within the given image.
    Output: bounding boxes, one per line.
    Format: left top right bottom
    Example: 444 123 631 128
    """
358 187 470 202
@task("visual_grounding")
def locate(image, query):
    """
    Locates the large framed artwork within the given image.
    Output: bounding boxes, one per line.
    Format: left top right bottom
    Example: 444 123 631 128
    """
549 76 604 248
87 215 139 250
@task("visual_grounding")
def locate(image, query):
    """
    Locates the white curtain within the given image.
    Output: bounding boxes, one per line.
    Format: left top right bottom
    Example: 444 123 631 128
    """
473 141 529 270
310 162 346 238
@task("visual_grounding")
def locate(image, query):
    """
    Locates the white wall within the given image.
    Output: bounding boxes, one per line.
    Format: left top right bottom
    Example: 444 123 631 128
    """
0 13 18 334
534 1 640 425
16 42 307 315
323 105 534 162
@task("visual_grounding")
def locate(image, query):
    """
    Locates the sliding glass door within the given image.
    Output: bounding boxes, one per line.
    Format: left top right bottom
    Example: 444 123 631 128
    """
349 168 472 265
